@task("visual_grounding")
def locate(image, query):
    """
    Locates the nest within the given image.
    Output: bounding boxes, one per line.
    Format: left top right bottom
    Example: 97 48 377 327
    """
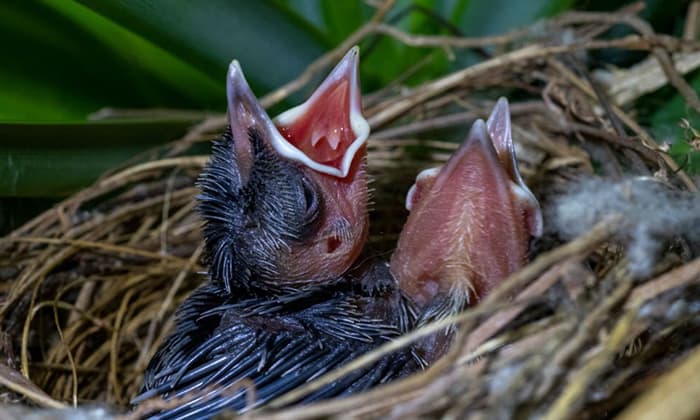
1 2 700 419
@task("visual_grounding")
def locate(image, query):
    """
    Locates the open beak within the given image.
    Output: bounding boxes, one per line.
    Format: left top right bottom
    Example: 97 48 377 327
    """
391 99 542 308
226 48 370 280
274 47 369 178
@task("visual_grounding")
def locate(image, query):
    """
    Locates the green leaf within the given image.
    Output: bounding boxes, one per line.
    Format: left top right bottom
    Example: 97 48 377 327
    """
634 65 700 174
320 0 368 45
0 1 223 121
76 0 327 96
360 0 453 89
0 119 195 196
269 0 328 42
454 0 573 36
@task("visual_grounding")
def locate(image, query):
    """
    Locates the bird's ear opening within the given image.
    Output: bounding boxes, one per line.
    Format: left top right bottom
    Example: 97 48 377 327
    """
274 47 369 179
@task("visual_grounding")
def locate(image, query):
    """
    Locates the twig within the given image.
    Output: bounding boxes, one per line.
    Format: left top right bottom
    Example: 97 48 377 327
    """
617 344 700 420
0 364 66 409
604 51 700 106
98 157 207 185
536 263 633 400
370 23 531 49
367 36 668 129
109 288 135 406
557 11 700 114
3 237 198 267
51 300 78 407
462 259 580 356
685 1 700 41
548 57 698 191
544 308 637 420
626 256 700 307
137 244 204 368
371 101 545 140
259 0 395 109
263 219 617 410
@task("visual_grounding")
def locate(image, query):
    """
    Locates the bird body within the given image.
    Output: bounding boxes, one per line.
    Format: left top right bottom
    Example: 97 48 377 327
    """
136 261 418 419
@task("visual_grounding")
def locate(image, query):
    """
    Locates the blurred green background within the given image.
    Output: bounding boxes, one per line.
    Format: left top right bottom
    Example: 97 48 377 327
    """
0 0 697 233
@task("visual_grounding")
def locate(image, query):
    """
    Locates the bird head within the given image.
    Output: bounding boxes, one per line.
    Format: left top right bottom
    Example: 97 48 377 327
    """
390 98 542 309
198 48 370 293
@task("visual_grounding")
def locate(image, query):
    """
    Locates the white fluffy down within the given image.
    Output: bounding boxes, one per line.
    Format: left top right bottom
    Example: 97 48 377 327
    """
549 177 700 277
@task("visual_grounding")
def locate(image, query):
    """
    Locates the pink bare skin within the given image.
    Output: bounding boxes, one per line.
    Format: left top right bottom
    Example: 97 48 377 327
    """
391 98 542 309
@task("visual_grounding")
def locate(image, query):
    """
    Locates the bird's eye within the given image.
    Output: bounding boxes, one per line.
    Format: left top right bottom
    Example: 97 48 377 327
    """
301 178 320 219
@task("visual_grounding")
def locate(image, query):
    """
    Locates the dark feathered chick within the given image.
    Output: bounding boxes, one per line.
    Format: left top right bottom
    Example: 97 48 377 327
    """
136 262 417 419
199 47 370 295
135 49 420 419
391 98 542 362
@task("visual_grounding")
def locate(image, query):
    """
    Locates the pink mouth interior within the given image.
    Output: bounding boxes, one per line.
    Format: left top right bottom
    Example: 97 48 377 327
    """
277 80 354 171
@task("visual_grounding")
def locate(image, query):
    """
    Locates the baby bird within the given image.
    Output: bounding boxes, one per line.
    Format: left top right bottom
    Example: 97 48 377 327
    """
390 98 542 361
135 49 418 419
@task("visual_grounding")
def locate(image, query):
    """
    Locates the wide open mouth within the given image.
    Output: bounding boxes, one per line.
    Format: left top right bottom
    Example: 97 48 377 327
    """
273 47 369 178
226 47 368 179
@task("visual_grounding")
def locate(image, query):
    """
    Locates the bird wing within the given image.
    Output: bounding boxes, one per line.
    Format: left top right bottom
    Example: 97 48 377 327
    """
133 282 416 419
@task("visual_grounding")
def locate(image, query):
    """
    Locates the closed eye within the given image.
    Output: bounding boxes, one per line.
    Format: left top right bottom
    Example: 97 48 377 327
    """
301 177 320 221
